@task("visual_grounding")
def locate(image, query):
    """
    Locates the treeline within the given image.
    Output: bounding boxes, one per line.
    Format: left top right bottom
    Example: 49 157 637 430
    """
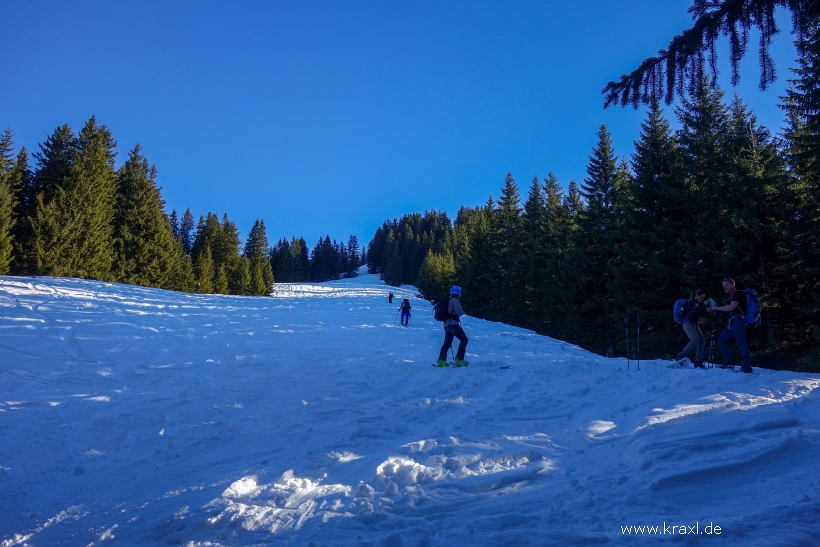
365 211 453 287
0 117 359 295
270 235 363 282
367 73 820 369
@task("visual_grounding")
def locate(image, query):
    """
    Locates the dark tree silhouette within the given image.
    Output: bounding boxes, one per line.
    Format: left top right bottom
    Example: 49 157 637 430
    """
603 0 820 108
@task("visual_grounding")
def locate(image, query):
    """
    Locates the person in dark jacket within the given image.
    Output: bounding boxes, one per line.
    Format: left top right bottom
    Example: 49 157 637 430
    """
388 291 394 304
674 289 711 368
437 286 468 367
400 298 411 326
709 278 752 373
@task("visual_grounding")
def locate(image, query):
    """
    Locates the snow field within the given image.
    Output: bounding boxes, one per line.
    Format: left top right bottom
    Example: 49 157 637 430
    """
1 273 819 546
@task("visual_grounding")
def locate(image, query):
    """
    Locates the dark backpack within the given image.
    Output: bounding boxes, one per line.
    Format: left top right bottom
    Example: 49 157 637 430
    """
744 288 761 324
401 299 411 312
673 298 688 324
434 297 454 322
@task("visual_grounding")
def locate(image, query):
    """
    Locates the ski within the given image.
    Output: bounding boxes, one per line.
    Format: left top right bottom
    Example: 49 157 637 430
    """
431 361 510 369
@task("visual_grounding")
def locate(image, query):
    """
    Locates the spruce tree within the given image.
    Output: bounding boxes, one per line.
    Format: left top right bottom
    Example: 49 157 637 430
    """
71 117 118 280
169 210 180 241
29 119 119 279
453 201 495 314
169 248 196 293
29 125 76 277
31 124 75 204
0 129 14 274
230 258 250 295
380 230 403 286
674 79 735 283
615 102 686 357
297 237 310 281
194 246 214 293
9 147 32 274
215 214 246 295
563 125 627 354
540 172 571 336
520 175 547 328
244 219 273 295
215 213 242 267
213 263 230 294
179 208 194 255
346 235 360 276
270 238 291 282
0 128 13 174
563 180 584 218
191 213 220 261
489 172 522 322
781 21 820 346
417 249 456 299
719 95 791 348
112 144 182 289
0 181 14 274
30 190 76 276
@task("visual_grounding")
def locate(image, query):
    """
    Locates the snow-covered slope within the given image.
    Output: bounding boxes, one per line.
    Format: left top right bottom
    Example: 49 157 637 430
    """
1 273 819 546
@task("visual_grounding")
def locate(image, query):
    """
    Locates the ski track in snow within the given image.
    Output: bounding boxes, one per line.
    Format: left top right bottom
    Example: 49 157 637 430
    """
1 273 819 546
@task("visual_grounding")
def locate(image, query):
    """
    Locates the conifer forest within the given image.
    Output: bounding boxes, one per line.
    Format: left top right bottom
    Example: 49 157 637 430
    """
0 118 361 298
366 19 820 370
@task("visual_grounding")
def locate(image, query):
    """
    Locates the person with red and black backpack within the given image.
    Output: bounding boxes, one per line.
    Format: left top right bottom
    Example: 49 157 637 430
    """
434 286 468 367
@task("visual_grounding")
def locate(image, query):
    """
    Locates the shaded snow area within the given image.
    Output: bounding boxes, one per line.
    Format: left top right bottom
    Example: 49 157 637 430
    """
1 273 820 546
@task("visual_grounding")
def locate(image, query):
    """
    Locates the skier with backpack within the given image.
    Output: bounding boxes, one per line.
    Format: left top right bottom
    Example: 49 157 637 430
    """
433 286 468 367
399 298 412 326
708 278 760 373
673 289 712 368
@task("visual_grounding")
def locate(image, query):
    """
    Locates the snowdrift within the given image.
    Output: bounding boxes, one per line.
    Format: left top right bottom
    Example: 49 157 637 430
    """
1 274 819 546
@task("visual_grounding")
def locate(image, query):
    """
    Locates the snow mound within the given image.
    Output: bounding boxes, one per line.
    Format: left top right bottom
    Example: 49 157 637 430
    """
205 471 352 533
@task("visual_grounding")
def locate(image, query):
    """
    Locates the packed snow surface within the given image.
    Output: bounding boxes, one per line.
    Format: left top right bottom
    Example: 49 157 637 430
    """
1 273 819 546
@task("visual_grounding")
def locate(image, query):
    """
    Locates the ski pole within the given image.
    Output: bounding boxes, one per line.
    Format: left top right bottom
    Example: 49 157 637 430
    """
707 313 717 368
636 314 641 370
624 316 630 370
393 308 400 325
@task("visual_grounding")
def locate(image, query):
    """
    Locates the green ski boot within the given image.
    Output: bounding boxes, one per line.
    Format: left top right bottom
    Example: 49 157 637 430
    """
454 358 469 367
436 359 450 367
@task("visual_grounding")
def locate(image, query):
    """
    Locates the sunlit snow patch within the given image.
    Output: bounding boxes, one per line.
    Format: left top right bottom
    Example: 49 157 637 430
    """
0 505 88 547
328 451 363 463
587 420 617 436
205 471 352 533
634 378 820 433
372 436 554 498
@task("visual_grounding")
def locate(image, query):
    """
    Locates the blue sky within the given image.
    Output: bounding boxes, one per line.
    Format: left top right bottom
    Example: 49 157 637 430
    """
2 1 799 248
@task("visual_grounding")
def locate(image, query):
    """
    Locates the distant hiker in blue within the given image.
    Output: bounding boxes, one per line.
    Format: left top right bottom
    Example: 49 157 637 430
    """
437 286 469 367
674 289 711 368
400 298 411 326
709 278 752 373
